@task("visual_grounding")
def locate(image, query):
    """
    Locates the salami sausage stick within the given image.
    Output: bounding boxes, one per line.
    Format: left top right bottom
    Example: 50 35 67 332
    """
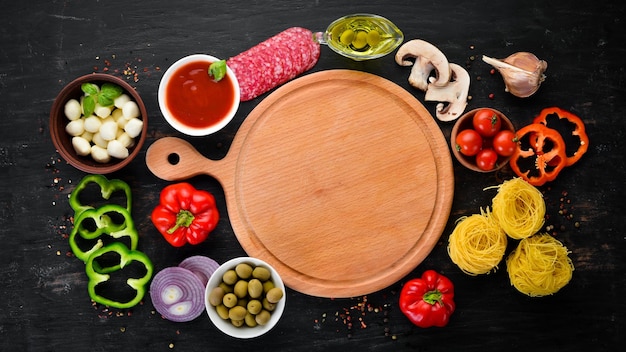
227 27 321 101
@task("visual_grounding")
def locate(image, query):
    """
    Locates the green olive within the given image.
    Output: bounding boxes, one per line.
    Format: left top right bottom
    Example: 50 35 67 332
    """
208 286 225 307
215 304 230 320
352 31 368 50
228 306 248 321
263 280 274 293
247 279 264 299
244 312 258 327
252 266 271 281
339 29 355 46
247 299 262 315
366 30 381 47
255 310 271 326
231 319 244 327
262 297 277 312
233 280 249 298
222 269 238 285
235 263 253 279
218 282 233 294
266 287 284 303
222 293 238 308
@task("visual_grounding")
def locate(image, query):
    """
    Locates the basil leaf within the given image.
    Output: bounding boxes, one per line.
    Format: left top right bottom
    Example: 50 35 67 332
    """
83 95 96 116
208 60 227 82
100 83 123 99
98 95 113 107
81 83 99 96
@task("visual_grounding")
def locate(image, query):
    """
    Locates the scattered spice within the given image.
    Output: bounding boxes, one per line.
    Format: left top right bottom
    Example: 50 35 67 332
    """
93 54 161 83
313 295 395 339
542 188 581 236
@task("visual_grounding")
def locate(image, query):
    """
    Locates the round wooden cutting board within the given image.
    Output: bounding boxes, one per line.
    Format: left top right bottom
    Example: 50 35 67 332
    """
146 70 454 298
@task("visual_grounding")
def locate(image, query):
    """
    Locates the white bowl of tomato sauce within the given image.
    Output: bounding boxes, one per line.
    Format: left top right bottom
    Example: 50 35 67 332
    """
158 54 240 136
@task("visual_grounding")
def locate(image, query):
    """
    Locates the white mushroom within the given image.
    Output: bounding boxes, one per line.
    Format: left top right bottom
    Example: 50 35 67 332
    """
395 39 451 91
424 63 470 122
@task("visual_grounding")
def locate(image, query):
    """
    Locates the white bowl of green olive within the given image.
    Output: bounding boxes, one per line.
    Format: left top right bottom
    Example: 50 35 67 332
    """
205 257 286 338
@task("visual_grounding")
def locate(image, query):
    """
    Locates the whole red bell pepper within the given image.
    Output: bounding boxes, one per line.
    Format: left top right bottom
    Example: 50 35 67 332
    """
399 270 455 328
151 183 219 247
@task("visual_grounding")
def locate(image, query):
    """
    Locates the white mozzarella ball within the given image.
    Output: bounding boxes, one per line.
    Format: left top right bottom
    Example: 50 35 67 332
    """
64 99 82 120
71 136 92 156
122 101 140 120
111 108 127 128
124 117 144 138
91 145 111 163
107 139 129 159
65 119 85 136
116 132 134 148
92 132 108 148
83 115 102 133
114 94 131 109
99 121 119 141
80 131 94 143
94 104 112 118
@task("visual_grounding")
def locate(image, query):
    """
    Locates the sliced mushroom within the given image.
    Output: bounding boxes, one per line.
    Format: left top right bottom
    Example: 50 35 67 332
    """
424 63 470 122
395 39 451 91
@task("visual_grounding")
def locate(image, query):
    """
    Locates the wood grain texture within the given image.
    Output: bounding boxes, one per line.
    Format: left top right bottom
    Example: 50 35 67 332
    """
147 70 454 297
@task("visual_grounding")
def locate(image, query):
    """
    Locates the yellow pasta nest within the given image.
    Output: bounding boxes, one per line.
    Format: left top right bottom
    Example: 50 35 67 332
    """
506 233 574 297
447 209 507 276
491 177 546 240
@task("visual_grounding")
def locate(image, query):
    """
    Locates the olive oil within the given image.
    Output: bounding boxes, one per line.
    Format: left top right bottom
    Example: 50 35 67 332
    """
321 14 403 61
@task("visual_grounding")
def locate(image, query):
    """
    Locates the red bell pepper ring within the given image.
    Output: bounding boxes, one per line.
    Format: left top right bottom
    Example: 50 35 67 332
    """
399 270 455 328
151 183 219 247
533 107 589 167
510 123 568 186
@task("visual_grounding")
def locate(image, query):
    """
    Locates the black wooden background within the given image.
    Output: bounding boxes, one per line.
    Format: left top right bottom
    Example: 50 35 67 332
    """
1 0 624 351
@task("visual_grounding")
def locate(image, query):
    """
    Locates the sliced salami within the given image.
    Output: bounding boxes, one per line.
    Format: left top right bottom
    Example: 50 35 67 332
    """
227 27 321 101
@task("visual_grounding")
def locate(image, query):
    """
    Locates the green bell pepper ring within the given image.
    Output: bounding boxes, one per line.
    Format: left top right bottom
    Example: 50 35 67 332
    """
69 174 132 218
69 204 139 264
85 242 153 309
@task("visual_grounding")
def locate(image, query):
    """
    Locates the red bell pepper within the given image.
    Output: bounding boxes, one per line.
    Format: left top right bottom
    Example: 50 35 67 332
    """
151 183 219 247
510 123 568 186
399 270 455 328
533 107 589 167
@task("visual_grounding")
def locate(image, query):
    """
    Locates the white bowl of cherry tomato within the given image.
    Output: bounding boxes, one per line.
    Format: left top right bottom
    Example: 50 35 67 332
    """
451 108 516 172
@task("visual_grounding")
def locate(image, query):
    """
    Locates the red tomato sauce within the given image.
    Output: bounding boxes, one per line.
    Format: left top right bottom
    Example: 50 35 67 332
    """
164 60 236 129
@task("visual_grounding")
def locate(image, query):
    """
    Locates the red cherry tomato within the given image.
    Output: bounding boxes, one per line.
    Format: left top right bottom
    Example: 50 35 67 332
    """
472 108 501 137
455 129 483 156
492 130 517 157
476 148 498 171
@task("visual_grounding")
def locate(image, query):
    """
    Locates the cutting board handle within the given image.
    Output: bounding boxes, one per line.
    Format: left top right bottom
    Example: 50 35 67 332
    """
145 137 226 181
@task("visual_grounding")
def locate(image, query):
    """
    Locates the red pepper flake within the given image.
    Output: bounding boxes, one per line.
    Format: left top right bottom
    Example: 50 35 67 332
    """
488 93 495 99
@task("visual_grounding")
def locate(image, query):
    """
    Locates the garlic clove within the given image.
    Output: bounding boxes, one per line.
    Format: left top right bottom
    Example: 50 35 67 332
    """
482 52 548 98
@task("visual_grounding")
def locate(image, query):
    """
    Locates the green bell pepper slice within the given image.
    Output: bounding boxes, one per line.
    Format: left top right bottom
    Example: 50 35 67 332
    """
69 204 139 263
85 242 153 309
69 174 132 218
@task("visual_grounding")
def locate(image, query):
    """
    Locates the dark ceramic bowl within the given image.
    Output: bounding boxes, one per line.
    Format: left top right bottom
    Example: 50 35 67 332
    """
49 73 148 174
450 108 515 172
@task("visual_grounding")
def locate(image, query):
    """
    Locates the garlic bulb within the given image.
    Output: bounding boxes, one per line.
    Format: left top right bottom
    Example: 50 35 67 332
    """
482 52 548 98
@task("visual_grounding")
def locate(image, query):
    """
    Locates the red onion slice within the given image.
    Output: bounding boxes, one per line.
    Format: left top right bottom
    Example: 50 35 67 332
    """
150 266 205 322
178 255 219 286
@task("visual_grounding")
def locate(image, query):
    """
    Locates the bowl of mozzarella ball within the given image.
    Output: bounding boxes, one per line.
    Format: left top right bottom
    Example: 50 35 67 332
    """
50 73 147 174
